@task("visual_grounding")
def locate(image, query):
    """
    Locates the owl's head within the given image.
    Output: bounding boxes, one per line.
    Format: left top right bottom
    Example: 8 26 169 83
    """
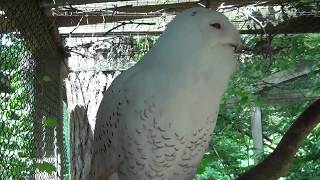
158 7 241 53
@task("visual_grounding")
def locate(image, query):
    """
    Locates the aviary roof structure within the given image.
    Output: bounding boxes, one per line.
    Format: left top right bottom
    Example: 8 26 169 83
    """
40 0 320 38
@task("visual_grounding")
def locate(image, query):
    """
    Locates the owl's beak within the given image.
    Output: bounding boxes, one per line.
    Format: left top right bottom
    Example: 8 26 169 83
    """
230 31 242 53
228 43 242 53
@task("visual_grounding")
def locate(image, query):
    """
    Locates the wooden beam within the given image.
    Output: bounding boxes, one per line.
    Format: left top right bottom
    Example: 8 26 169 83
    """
41 0 135 6
108 1 203 13
105 0 284 14
55 14 320 34
53 14 159 27
241 16 320 34
226 89 320 105
42 0 291 8
87 0 293 14
58 18 320 37
252 63 320 92
60 31 162 38
226 62 320 105
48 0 320 34
261 89 320 105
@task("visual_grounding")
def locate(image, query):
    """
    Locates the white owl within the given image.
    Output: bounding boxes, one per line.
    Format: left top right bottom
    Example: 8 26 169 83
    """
89 7 241 180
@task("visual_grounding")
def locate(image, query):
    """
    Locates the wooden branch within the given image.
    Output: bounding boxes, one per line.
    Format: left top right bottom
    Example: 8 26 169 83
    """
236 98 320 180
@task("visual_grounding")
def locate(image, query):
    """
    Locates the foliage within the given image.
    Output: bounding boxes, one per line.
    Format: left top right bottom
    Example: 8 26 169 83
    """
42 116 59 128
196 33 320 179
42 75 52 82
132 36 158 61
0 34 59 179
34 162 56 174
0 34 34 178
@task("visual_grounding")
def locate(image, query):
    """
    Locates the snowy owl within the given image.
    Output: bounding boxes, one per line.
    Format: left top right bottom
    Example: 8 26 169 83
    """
89 7 241 180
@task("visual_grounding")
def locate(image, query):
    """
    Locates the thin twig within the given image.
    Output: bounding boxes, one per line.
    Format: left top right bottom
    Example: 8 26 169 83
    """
103 21 156 36
70 15 84 34
69 50 95 59
241 11 267 35
209 143 233 180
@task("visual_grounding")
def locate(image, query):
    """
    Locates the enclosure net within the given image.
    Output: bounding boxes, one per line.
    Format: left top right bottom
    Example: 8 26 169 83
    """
0 0 64 179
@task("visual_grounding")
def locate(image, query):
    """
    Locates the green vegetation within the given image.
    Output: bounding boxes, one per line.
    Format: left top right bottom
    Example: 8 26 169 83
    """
133 36 158 61
197 34 320 179
0 34 34 178
0 34 60 179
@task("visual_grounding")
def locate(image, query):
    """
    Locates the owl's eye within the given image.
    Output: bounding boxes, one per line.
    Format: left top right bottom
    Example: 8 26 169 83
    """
210 23 221 29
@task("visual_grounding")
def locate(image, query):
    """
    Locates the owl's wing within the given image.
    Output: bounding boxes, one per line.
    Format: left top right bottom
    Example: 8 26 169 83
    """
89 67 140 179
89 85 124 179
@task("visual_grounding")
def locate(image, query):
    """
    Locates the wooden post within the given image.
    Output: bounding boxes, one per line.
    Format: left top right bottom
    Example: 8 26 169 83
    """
251 106 263 164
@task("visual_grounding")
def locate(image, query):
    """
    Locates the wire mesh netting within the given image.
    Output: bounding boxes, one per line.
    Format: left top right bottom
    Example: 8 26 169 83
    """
0 0 65 179
0 33 35 179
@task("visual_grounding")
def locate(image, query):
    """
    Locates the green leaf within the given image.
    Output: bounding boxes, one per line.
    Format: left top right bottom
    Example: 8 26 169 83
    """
239 95 249 104
42 75 52 82
197 157 210 174
35 162 56 174
42 117 58 127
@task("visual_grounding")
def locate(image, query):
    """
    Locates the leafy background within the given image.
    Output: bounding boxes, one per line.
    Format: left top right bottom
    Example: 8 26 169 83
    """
197 34 320 180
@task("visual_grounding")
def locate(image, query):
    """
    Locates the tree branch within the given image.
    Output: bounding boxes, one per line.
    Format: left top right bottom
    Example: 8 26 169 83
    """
236 98 320 180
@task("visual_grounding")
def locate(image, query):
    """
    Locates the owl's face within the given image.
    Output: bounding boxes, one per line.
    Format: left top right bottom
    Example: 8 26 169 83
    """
193 8 240 51
166 7 241 52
